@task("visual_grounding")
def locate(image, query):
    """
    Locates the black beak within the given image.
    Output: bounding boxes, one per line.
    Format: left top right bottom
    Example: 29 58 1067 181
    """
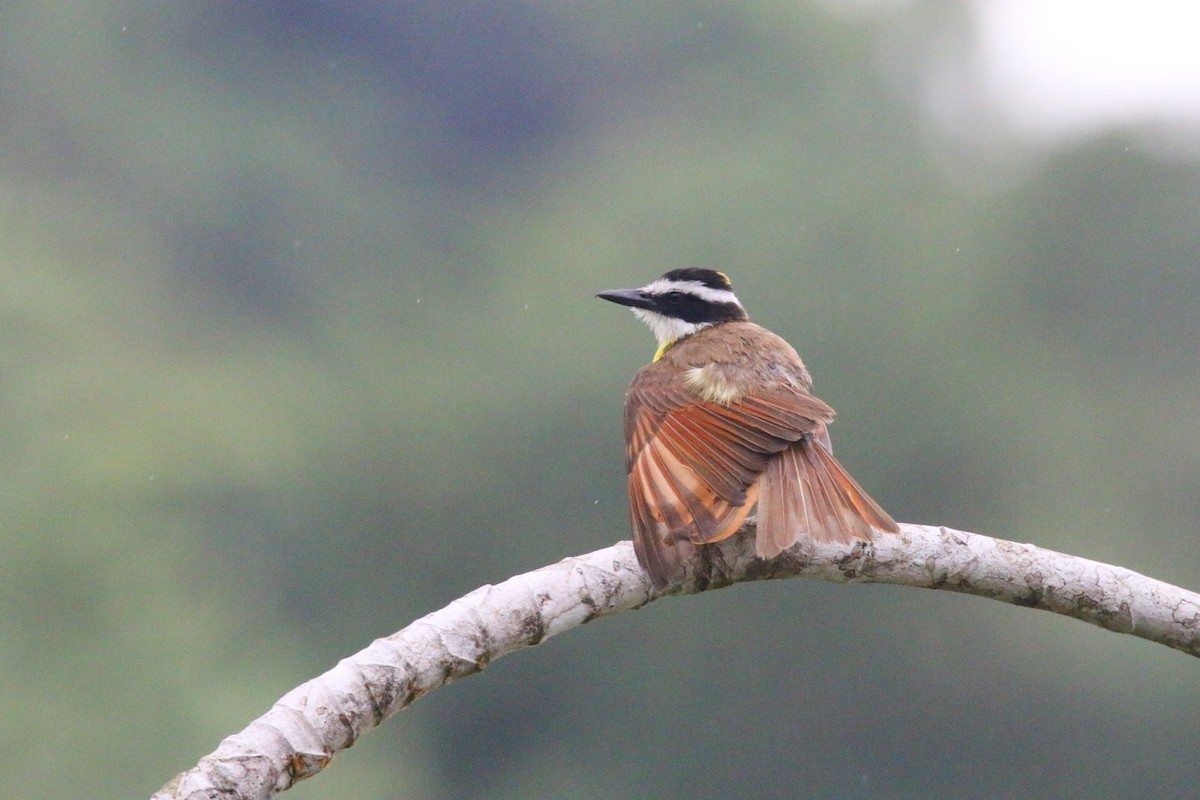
596 288 656 311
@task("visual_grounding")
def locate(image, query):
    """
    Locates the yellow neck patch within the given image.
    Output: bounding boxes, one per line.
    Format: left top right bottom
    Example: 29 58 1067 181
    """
652 339 676 362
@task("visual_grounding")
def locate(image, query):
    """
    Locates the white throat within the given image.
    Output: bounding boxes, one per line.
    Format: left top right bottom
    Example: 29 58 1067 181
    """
631 308 711 348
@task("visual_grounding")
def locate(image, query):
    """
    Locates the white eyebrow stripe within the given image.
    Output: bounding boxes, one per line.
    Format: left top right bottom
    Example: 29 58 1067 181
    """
640 278 742 306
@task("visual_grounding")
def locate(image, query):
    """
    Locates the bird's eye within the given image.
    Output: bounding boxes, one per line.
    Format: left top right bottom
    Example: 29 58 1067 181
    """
664 291 684 304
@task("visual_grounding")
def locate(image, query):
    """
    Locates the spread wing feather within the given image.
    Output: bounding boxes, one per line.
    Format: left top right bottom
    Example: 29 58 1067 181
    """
624 368 836 588
656 412 757 502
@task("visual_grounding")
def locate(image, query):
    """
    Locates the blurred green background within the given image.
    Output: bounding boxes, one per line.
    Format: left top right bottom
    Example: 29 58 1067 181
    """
3 2 1198 798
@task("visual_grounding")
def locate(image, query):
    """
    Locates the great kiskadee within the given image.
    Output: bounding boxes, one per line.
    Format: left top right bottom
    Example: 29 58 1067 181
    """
597 268 898 588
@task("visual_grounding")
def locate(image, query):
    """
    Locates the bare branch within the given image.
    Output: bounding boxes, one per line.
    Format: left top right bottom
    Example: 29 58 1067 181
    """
152 522 1200 799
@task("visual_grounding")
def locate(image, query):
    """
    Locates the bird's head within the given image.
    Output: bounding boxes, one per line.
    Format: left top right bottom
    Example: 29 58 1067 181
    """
596 268 749 358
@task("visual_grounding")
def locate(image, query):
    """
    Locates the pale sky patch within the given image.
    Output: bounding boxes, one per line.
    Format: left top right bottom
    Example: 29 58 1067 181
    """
970 0 1200 137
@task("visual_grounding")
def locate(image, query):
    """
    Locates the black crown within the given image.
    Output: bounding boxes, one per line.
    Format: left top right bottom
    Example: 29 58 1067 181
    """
660 268 732 291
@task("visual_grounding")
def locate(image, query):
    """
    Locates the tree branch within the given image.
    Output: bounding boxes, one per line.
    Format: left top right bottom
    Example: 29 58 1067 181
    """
152 522 1200 799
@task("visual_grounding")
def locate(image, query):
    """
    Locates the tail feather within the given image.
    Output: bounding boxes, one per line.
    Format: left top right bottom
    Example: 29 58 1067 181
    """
755 447 792 556
756 436 897 559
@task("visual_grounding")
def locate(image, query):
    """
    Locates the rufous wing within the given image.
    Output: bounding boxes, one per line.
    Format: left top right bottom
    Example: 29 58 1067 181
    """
624 370 834 588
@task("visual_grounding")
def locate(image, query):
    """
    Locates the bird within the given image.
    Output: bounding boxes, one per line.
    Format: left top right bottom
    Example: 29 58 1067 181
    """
597 268 898 588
